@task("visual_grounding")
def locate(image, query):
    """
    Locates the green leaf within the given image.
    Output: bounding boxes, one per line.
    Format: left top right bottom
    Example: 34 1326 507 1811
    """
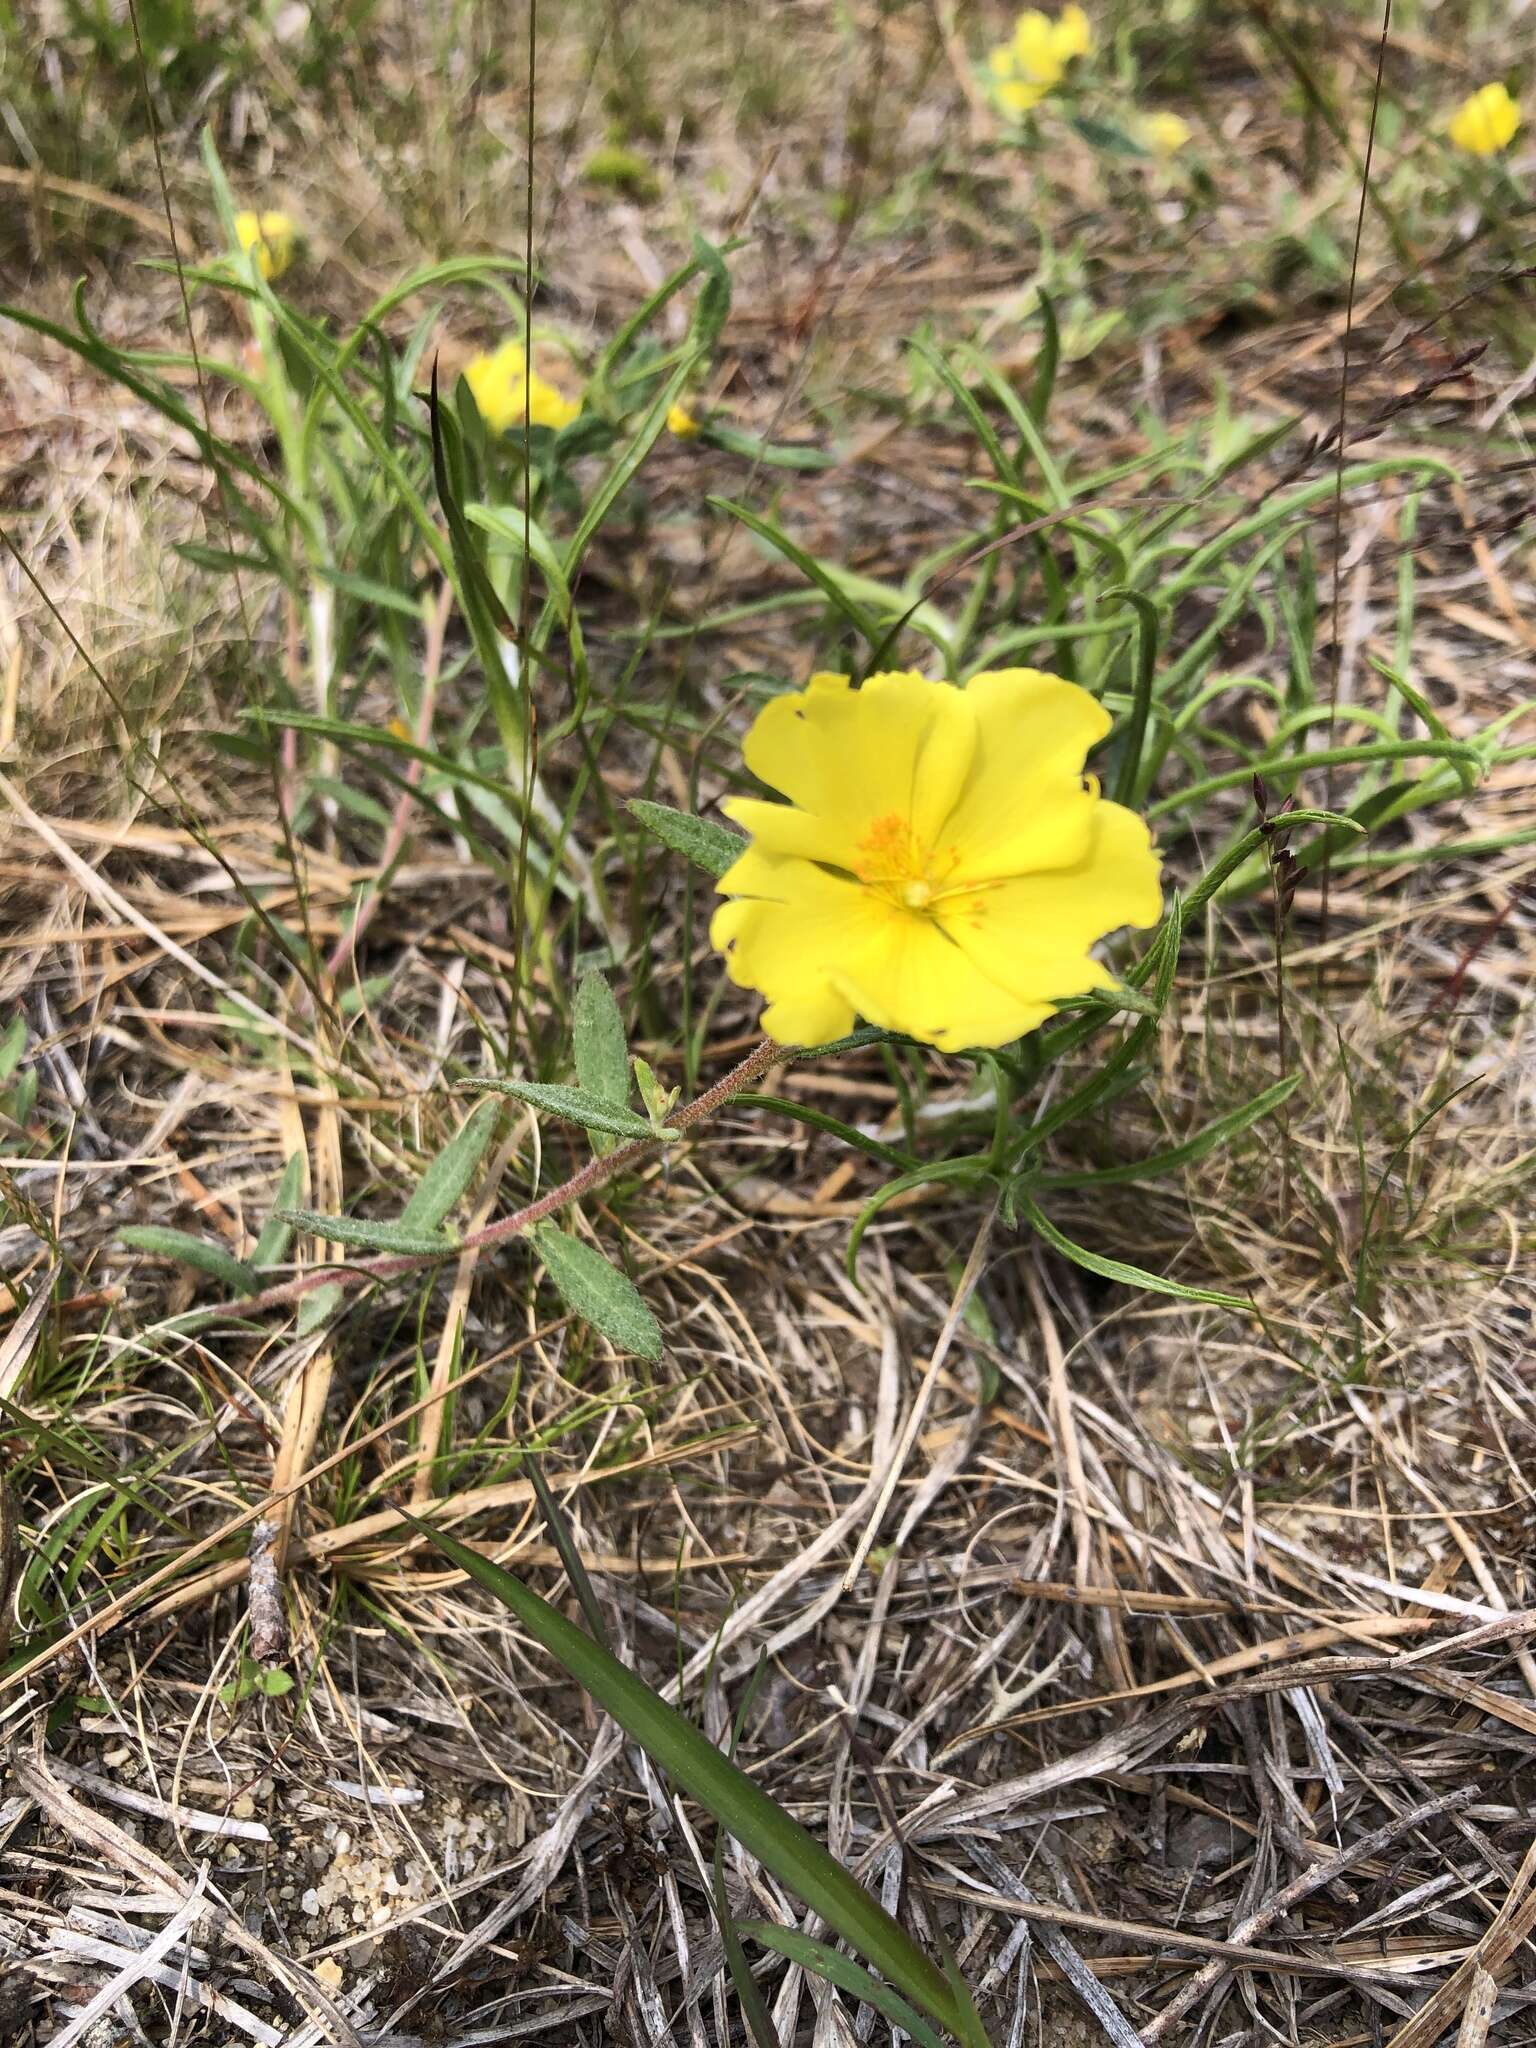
702 422 837 470
708 497 883 648
403 1517 963 2038
848 1158 989 1277
1068 112 1151 156
276 1210 456 1257
1028 289 1060 427
736 1923 950 2048
297 1282 344 1335
532 1224 663 1359
526 1457 611 1647
463 1078 663 1143
733 1093 915 1172
628 799 742 879
1013 1193 1251 1310
427 365 524 762
251 1152 306 1270
0 1015 26 1086
573 971 630 1114
399 1098 500 1231
1034 1075 1301 1189
688 232 733 354
713 1863 782 2048
119 1227 257 1295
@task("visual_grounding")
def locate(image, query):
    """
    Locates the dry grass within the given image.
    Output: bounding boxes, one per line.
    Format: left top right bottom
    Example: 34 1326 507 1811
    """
3 1 1536 2043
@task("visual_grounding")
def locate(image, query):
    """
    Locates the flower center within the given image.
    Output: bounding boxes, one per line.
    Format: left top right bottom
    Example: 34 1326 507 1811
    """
854 813 958 914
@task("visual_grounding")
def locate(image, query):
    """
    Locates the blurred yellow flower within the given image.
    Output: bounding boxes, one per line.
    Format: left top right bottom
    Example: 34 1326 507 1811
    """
987 5 1092 114
667 401 700 438
712 669 1160 1051
1141 110 1192 157
234 209 297 281
1446 80 1521 156
464 339 582 433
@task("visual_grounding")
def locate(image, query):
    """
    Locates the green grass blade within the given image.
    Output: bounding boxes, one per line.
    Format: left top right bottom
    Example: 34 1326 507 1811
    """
1034 1074 1302 1189
405 1518 963 2036
735 1922 952 2048
525 1457 611 1649
1014 1193 1250 1310
708 497 882 650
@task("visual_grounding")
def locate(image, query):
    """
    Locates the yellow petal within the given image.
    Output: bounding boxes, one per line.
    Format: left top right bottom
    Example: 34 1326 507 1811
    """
667 401 699 437
463 349 519 432
937 669 1108 883
1447 82 1520 155
710 858 878 1045
1052 4 1092 61
936 800 1161 1006
713 854 1050 1052
1141 110 1192 157
739 671 977 869
1011 10 1059 77
525 371 582 429
831 912 1057 1052
235 208 296 280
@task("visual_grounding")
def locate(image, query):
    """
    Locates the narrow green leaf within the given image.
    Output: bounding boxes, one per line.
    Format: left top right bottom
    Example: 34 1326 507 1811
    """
533 1224 663 1359
119 1227 257 1295
1013 1193 1251 1310
251 1152 306 1270
573 971 631 1111
400 1099 500 1231
1028 289 1060 426
403 1517 961 2036
1106 585 1160 807
735 1924 949 2048
847 1158 988 1277
526 1457 611 1647
427 365 525 761
0 1015 27 1085
688 231 733 354
464 1078 661 1143
297 1282 344 1334
732 1094 915 1172
702 421 836 470
714 1863 782 2048
628 800 743 879
276 1210 456 1257
1035 1075 1301 1189
707 497 882 648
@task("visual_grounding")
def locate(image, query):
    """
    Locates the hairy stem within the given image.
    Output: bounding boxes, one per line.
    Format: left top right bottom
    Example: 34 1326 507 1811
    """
231 1035 790 1318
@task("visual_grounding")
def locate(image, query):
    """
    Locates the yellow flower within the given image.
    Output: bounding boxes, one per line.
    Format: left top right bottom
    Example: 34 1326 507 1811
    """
667 401 700 438
463 339 582 433
1446 80 1521 156
712 669 1161 1051
1141 110 1192 158
234 209 297 281
987 5 1092 115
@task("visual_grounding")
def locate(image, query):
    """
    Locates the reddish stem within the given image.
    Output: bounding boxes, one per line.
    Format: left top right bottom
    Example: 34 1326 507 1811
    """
232 1035 788 1317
